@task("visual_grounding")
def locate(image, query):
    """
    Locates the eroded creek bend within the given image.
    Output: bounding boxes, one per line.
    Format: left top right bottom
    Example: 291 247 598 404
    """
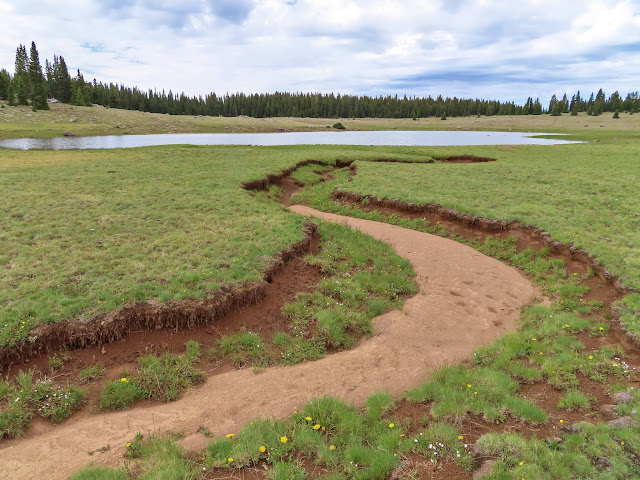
0 207 538 479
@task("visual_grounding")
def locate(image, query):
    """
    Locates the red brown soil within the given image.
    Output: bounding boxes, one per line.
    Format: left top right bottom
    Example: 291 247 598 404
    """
0 222 320 370
2 253 327 419
0 205 536 479
332 188 630 300
435 155 496 163
2 160 638 480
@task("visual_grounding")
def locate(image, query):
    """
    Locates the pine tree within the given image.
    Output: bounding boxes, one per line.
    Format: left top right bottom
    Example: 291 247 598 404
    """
28 42 49 110
45 58 56 99
0 69 10 100
570 101 579 116
532 99 542 115
15 75 28 105
72 86 85 106
82 84 93 106
56 56 72 103
7 80 15 106
14 44 30 98
108 83 120 108
561 93 569 113
574 90 582 111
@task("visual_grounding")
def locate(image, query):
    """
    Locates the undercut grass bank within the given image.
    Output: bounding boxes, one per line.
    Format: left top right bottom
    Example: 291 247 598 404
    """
0 145 435 349
338 142 640 291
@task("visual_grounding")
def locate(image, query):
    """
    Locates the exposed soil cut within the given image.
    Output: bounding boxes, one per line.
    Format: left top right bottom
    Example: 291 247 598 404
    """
0 222 320 371
435 155 496 163
3 159 638 480
370 158 435 164
0 206 537 479
332 188 631 299
2 246 324 379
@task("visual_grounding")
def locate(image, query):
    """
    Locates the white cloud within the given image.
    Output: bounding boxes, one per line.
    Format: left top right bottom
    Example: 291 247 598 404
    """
1 0 638 103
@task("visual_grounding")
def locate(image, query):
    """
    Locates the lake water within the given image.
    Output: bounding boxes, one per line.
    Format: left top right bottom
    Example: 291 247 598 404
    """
0 130 581 150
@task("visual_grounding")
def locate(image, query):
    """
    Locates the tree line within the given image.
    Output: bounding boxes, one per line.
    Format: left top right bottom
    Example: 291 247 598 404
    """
1 42 638 118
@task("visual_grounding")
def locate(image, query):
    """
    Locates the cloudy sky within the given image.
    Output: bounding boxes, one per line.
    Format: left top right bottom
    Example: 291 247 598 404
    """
1 0 639 104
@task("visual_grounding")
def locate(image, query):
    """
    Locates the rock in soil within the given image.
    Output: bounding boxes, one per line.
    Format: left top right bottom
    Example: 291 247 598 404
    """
599 404 618 420
612 391 633 405
607 416 638 429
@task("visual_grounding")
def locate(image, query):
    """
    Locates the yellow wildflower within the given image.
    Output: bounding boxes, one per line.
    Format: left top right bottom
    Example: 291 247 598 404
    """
313 424 321 430
259 446 266 453
329 445 335 450
280 436 288 444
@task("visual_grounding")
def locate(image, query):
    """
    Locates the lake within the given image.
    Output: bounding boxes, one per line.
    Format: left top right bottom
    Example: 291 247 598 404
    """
0 130 581 150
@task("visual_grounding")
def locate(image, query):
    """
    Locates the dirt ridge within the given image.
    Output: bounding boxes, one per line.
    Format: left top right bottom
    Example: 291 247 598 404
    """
435 154 496 163
332 189 631 296
0 206 537 480
241 159 350 191
0 223 317 369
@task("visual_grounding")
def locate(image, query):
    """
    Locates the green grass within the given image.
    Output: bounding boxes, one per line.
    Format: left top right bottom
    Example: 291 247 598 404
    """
7 113 640 477
337 141 640 291
1 370 86 438
557 390 592 411
68 226 639 478
99 342 204 409
205 395 410 478
474 405 640 480
405 422 474 471
615 293 640 342
78 365 105 382
99 375 142 411
209 220 416 368
289 221 416 351
73 436 198 479
217 330 273 367
289 163 334 186
0 144 432 348
2 102 639 139
406 366 547 424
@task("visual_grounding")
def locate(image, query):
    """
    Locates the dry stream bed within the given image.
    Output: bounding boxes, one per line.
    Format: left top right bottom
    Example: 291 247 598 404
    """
0 159 638 480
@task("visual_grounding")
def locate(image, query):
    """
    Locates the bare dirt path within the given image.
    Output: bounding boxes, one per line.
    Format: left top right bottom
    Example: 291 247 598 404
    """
0 207 537 480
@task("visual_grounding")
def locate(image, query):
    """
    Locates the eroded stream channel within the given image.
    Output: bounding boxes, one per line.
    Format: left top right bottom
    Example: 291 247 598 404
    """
1 160 638 480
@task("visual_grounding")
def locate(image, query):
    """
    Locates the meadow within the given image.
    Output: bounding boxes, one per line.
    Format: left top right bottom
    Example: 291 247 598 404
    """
1 104 639 479
2 101 640 139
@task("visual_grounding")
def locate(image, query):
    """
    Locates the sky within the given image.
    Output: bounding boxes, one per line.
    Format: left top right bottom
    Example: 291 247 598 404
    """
1 0 639 104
